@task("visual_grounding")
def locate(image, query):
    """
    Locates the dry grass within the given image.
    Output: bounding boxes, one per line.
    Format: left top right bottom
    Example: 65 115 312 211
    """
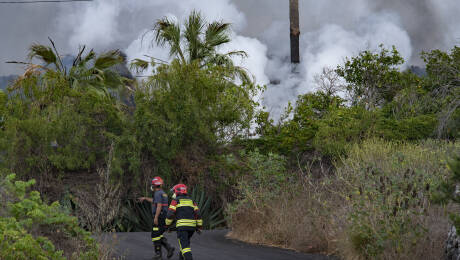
228 185 449 259
73 144 122 232
228 179 343 255
228 139 457 259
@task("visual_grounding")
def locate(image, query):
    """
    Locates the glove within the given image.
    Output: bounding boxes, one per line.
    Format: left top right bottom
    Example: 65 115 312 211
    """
196 228 202 235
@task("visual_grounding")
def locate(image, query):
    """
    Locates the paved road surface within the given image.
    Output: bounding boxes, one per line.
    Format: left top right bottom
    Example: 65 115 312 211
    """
104 230 335 260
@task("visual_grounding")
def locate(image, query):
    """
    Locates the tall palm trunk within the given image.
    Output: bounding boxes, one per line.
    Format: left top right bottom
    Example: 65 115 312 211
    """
289 0 300 63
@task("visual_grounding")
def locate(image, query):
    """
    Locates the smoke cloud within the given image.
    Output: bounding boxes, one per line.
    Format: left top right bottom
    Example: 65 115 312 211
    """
0 0 459 118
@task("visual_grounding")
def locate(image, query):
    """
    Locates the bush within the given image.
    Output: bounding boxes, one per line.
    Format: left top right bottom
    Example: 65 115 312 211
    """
134 60 258 180
0 173 99 259
313 106 374 158
228 139 457 259
0 83 126 183
335 139 454 259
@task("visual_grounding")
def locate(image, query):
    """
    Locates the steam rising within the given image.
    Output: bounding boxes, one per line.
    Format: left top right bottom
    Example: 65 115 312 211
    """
0 0 459 117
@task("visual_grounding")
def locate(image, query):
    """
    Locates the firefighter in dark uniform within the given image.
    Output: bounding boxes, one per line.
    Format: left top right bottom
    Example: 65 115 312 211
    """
166 184 202 260
138 176 175 259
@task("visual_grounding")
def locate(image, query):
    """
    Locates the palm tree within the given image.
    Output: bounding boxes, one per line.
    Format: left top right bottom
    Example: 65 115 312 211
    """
9 38 129 97
132 11 252 84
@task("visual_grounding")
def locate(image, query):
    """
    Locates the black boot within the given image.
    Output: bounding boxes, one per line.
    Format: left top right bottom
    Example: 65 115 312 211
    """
153 244 162 260
160 237 175 258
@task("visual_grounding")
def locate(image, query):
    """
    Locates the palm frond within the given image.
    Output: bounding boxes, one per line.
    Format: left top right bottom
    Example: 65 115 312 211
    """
154 17 185 63
82 49 96 65
48 37 65 73
27 44 57 66
130 58 150 73
73 45 86 67
94 50 123 70
225 50 248 59
205 21 231 48
184 10 205 61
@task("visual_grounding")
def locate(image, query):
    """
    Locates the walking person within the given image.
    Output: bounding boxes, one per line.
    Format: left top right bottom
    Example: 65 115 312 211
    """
166 184 203 260
138 177 175 259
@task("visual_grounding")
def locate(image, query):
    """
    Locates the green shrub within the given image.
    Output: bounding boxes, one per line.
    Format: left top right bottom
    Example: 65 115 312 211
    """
375 113 437 140
313 106 375 157
0 88 126 179
0 173 99 259
433 152 460 232
335 139 456 258
227 150 287 224
134 60 258 178
228 139 456 259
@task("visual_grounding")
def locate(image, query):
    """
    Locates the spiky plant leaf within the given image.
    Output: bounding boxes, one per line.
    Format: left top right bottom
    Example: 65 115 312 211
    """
130 58 150 73
190 186 226 229
205 21 231 48
28 44 57 66
94 50 123 70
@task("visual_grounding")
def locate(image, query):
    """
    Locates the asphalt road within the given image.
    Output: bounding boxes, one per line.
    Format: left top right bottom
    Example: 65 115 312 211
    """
103 230 335 260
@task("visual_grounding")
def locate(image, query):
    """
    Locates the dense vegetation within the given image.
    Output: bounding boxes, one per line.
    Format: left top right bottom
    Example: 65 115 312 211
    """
0 11 458 259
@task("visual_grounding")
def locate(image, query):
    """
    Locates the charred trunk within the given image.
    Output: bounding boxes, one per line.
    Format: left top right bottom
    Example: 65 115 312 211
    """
289 0 300 63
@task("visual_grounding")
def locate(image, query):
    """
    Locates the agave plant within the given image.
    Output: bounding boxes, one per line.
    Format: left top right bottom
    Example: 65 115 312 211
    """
190 186 226 230
115 199 153 232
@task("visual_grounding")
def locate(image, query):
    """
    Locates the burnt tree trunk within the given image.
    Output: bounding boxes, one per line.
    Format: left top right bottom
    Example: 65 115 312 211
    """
289 0 300 63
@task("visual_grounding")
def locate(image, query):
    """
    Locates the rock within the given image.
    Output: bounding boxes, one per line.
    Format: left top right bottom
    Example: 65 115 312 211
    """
446 225 460 260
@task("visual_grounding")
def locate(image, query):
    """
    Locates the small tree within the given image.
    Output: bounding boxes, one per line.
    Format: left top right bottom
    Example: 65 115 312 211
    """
314 67 344 97
336 45 404 110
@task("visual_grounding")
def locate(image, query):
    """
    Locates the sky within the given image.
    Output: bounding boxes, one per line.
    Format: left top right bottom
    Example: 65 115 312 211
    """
0 0 459 116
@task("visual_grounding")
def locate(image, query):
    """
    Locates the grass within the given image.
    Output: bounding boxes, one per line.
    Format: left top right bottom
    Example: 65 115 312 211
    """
228 139 458 259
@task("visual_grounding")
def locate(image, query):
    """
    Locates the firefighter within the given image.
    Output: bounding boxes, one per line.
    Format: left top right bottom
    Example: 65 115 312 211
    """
138 177 175 259
166 184 202 260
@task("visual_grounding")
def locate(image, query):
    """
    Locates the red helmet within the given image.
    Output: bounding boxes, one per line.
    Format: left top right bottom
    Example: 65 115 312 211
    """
151 176 164 186
172 184 187 195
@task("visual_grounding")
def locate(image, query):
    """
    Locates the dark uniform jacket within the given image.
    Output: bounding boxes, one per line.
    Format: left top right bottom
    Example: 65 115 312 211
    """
152 189 169 215
165 195 203 230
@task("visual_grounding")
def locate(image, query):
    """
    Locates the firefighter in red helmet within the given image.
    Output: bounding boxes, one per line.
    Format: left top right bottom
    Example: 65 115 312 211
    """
166 184 202 260
138 176 175 259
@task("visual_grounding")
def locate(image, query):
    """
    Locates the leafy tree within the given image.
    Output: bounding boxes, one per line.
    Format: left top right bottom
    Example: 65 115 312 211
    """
0 41 129 183
130 11 260 181
422 46 460 138
134 60 258 179
254 92 343 156
336 45 404 109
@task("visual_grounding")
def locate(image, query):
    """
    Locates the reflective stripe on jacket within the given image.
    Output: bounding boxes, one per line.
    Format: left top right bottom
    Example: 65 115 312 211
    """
166 195 202 229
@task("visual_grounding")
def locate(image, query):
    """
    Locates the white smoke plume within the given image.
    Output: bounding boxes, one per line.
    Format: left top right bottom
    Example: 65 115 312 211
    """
1 0 459 118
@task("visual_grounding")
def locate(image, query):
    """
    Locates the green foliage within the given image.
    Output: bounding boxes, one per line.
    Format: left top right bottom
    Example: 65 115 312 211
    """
336 139 456 258
422 46 460 138
375 113 437 140
433 152 460 233
313 106 374 157
134 59 258 177
0 41 129 179
336 45 405 109
115 200 153 232
254 92 343 155
190 186 226 229
0 174 98 259
136 10 251 84
228 150 287 219
0 88 126 177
